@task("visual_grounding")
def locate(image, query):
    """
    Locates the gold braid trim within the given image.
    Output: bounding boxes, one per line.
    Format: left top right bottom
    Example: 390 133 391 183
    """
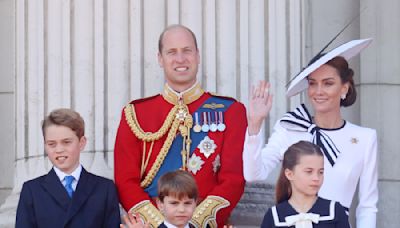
124 104 177 142
124 103 192 188
129 200 164 228
190 196 230 228
140 118 180 188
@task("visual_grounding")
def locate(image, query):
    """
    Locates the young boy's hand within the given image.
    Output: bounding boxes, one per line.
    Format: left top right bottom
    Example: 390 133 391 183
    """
223 225 233 228
120 213 149 228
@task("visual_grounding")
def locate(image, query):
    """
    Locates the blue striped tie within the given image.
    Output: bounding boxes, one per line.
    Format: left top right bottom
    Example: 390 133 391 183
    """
64 176 75 198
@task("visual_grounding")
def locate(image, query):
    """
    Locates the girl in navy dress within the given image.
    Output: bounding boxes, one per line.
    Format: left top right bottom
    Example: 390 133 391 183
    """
261 141 350 228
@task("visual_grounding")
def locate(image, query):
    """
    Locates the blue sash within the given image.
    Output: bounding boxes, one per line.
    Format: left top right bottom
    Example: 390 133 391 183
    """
144 96 234 197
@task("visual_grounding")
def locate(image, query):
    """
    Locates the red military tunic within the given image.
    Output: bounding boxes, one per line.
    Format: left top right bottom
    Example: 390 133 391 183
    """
114 83 247 227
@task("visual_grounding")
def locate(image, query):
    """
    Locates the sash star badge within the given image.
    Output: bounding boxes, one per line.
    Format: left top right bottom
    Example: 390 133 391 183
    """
175 108 187 122
197 136 217 158
188 154 205 174
212 155 221 173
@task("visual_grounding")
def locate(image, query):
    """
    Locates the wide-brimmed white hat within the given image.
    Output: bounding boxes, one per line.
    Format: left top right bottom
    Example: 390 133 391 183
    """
286 38 373 97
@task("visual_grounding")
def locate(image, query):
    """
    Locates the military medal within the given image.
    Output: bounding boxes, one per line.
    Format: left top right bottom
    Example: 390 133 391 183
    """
188 154 205 174
193 112 202 133
210 112 218 132
198 136 217 158
201 112 210 132
217 111 226 132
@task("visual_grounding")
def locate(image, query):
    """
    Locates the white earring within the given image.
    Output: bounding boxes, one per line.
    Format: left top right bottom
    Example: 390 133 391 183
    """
341 94 346 100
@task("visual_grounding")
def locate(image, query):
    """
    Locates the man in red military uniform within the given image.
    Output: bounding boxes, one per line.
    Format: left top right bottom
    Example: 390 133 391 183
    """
114 24 247 228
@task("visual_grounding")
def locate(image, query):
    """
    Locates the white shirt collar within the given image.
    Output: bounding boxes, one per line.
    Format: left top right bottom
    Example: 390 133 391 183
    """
163 220 190 228
53 164 82 182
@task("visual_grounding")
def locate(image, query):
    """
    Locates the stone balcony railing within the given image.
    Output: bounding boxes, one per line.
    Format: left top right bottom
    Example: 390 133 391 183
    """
231 182 275 227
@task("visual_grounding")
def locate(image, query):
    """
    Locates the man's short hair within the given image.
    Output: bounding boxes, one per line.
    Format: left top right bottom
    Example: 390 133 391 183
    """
42 108 85 139
158 170 198 202
158 24 198 53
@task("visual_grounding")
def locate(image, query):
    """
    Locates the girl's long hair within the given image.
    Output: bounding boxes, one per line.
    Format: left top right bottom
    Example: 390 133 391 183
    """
275 141 323 204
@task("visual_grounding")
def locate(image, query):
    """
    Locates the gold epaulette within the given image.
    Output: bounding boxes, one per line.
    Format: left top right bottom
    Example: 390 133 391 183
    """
190 196 230 228
129 200 164 228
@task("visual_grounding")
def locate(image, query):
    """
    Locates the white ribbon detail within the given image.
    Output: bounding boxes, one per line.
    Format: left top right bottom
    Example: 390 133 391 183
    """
285 213 320 228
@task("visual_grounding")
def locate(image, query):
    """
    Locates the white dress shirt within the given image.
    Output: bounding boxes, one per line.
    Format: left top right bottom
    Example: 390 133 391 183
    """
163 220 191 228
243 120 378 228
54 164 82 191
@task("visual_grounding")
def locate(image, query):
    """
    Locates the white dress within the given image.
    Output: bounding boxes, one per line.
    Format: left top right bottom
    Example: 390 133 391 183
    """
243 104 378 228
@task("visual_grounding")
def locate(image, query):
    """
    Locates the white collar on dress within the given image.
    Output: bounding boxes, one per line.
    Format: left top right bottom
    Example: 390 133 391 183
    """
272 200 336 227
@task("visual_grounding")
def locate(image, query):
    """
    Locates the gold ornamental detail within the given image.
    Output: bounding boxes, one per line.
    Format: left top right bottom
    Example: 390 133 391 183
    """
124 103 193 188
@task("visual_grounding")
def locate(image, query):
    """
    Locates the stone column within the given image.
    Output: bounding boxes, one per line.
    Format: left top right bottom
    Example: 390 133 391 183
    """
0 0 46 226
0 0 113 226
0 0 15 211
360 1 400 227
231 0 305 226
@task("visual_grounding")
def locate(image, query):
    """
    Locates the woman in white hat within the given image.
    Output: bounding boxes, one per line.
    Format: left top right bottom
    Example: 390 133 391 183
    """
243 39 378 228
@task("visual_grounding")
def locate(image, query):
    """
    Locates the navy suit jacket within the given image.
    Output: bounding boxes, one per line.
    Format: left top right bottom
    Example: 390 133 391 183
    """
16 167 120 228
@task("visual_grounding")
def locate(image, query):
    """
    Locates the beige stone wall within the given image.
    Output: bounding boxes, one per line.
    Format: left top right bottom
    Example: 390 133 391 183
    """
360 0 400 226
0 0 15 205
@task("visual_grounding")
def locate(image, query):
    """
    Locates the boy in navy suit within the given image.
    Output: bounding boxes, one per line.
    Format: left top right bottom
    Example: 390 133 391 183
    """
122 170 197 228
16 108 121 228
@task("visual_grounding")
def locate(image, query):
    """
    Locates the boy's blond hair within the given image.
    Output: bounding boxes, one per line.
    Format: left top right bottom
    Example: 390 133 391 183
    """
158 170 198 202
42 108 85 139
